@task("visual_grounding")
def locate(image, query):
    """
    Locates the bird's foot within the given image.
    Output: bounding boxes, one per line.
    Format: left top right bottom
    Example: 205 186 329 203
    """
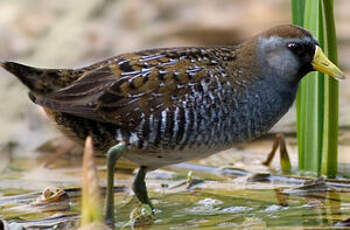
122 204 154 229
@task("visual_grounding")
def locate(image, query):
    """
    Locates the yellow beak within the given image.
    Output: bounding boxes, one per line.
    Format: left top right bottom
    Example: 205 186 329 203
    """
312 46 345 80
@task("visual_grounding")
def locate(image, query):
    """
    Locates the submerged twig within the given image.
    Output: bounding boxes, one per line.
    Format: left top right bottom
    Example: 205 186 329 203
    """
171 162 350 192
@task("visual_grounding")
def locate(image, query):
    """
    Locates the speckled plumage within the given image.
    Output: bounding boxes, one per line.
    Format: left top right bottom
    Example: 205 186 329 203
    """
2 25 315 169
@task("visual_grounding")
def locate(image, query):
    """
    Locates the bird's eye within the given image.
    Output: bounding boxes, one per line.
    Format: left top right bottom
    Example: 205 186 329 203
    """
287 42 305 55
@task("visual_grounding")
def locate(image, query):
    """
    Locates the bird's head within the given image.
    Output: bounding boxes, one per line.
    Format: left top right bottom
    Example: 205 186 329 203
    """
254 24 345 83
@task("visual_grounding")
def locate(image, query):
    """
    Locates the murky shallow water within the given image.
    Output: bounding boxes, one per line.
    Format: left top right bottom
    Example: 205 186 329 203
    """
2 147 350 230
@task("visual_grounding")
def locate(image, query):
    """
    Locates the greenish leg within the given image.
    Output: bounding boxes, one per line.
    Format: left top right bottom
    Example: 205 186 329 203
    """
132 166 153 210
105 142 127 227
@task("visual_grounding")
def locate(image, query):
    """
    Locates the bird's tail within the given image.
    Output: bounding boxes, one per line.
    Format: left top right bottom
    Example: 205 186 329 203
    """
1 61 80 95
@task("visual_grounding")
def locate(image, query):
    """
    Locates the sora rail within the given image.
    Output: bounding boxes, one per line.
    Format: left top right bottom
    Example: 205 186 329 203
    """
1 24 345 225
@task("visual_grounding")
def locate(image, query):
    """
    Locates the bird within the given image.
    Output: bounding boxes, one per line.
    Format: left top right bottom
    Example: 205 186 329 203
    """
1 24 345 226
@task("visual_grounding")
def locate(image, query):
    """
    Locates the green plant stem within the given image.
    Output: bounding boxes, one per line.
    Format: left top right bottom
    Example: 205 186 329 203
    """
291 0 305 170
321 0 339 178
292 0 339 177
291 0 305 26
306 0 325 175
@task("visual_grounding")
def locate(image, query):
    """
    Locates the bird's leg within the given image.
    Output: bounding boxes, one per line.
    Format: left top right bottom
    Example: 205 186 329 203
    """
105 142 127 227
262 134 292 173
262 134 281 166
132 166 153 210
278 134 292 174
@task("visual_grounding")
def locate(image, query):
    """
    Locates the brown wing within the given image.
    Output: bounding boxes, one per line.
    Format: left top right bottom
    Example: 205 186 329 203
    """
33 46 235 128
